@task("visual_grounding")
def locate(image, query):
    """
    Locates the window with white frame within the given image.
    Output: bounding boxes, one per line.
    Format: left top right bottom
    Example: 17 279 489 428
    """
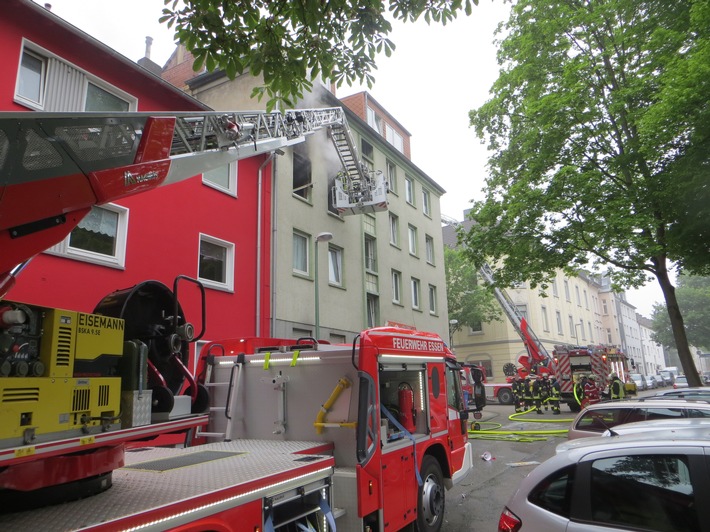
85 82 129 111
328 245 343 286
556 311 563 335
386 160 398 194
552 280 559 297
411 277 421 309
405 177 415 205
425 235 435 264
392 269 402 304
292 231 310 275
421 189 431 216
575 285 581 306
198 234 234 291
541 306 550 331
389 213 399 246
469 321 483 334
366 294 379 328
428 285 437 315
366 106 383 134
408 225 418 256
365 236 377 272
568 315 575 338
47 204 128 268
564 280 571 301
203 162 237 196
16 49 45 107
516 305 528 320
385 123 404 153
15 42 136 112
588 321 593 342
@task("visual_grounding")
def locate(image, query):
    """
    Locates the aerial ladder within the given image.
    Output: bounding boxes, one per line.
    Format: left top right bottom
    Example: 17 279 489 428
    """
0 106 387 298
479 263 556 378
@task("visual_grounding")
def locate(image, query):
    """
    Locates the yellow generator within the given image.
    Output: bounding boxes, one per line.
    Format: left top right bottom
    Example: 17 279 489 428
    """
0 302 123 448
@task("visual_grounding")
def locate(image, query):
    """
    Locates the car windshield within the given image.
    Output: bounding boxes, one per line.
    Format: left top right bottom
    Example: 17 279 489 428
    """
676 376 687 384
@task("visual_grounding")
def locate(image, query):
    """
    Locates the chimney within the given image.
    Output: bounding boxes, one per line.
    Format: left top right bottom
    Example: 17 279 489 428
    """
144 36 153 60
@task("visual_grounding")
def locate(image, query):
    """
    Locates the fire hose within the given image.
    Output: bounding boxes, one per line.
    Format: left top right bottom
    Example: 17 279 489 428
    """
468 399 574 442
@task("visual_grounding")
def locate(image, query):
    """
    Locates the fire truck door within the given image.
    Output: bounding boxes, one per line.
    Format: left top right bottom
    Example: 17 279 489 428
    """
445 362 468 472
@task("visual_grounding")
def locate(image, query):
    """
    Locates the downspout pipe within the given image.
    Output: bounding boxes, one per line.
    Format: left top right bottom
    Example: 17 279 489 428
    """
256 152 276 336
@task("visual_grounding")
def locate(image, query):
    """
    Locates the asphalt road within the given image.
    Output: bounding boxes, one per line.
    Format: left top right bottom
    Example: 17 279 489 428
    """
441 400 577 531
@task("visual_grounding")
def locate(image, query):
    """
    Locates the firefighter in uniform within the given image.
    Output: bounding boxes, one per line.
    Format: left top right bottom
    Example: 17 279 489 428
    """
512 375 525 413
523 376 534 411
574 376 585 409
583 375 601 408
549 376 561 414
541 374 551 411
532 375 544 414
610 372 626 400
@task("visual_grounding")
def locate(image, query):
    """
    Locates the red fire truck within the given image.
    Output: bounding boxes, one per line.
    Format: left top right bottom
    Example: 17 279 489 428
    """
553 343 635 410
0 110 482 531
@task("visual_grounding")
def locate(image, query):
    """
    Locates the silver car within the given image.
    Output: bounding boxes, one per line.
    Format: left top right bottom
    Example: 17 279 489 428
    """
567 399 710 439
499 428 710 531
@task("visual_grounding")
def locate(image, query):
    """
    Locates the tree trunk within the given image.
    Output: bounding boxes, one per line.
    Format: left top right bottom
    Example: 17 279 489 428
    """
656 269 703 387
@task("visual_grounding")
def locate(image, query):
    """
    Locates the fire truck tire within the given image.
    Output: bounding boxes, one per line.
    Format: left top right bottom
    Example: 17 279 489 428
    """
417 455 445 532
497 388 514 405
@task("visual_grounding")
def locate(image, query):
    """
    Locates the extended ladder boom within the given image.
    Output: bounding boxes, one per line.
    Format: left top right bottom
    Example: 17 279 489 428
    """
479 264 553 369
0 107 387 297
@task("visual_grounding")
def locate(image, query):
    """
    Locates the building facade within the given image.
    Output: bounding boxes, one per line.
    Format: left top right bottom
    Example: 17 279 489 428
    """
181 63 451 342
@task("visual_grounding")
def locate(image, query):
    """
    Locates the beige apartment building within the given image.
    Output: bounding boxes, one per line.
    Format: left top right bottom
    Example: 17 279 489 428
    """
443 222 642 380
174 58 449 342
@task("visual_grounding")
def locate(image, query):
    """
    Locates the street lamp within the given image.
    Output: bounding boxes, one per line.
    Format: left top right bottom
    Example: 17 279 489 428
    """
314 232 333 340
448 319 459 349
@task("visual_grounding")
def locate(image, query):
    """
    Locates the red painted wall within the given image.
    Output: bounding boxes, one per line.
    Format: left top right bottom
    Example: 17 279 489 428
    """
1 1 272 360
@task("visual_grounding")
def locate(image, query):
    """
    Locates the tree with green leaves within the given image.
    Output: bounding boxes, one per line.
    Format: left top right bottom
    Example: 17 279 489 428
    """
445 246 502 335
464 0 710 386
160 0 478 110
651 274 710 352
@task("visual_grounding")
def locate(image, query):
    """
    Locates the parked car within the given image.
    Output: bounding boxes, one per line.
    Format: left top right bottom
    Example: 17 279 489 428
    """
628 372 647 391
659 370 675 385
674 375 689 388
499 428 710 532
646 375 658 389
653 373 669 387
567 399 710 439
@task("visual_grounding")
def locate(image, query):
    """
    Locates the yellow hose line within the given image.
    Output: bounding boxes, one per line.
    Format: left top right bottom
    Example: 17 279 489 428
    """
508 404 576 423
467 402 573 442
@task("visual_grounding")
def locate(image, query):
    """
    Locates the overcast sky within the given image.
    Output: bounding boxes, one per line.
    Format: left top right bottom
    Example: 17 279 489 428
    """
37 0 664 317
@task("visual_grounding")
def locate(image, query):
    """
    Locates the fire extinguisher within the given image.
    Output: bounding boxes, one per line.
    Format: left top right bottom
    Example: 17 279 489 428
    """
398 382 416 432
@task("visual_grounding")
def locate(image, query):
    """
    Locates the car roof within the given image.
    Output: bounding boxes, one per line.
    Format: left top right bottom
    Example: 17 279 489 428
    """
557 426 710 455
576 398 710 411
601 417 710 436
654 386 707 395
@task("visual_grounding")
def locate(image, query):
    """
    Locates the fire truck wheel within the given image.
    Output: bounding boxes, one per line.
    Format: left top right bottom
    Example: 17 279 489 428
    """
418 455 445 532
497 388 514 405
